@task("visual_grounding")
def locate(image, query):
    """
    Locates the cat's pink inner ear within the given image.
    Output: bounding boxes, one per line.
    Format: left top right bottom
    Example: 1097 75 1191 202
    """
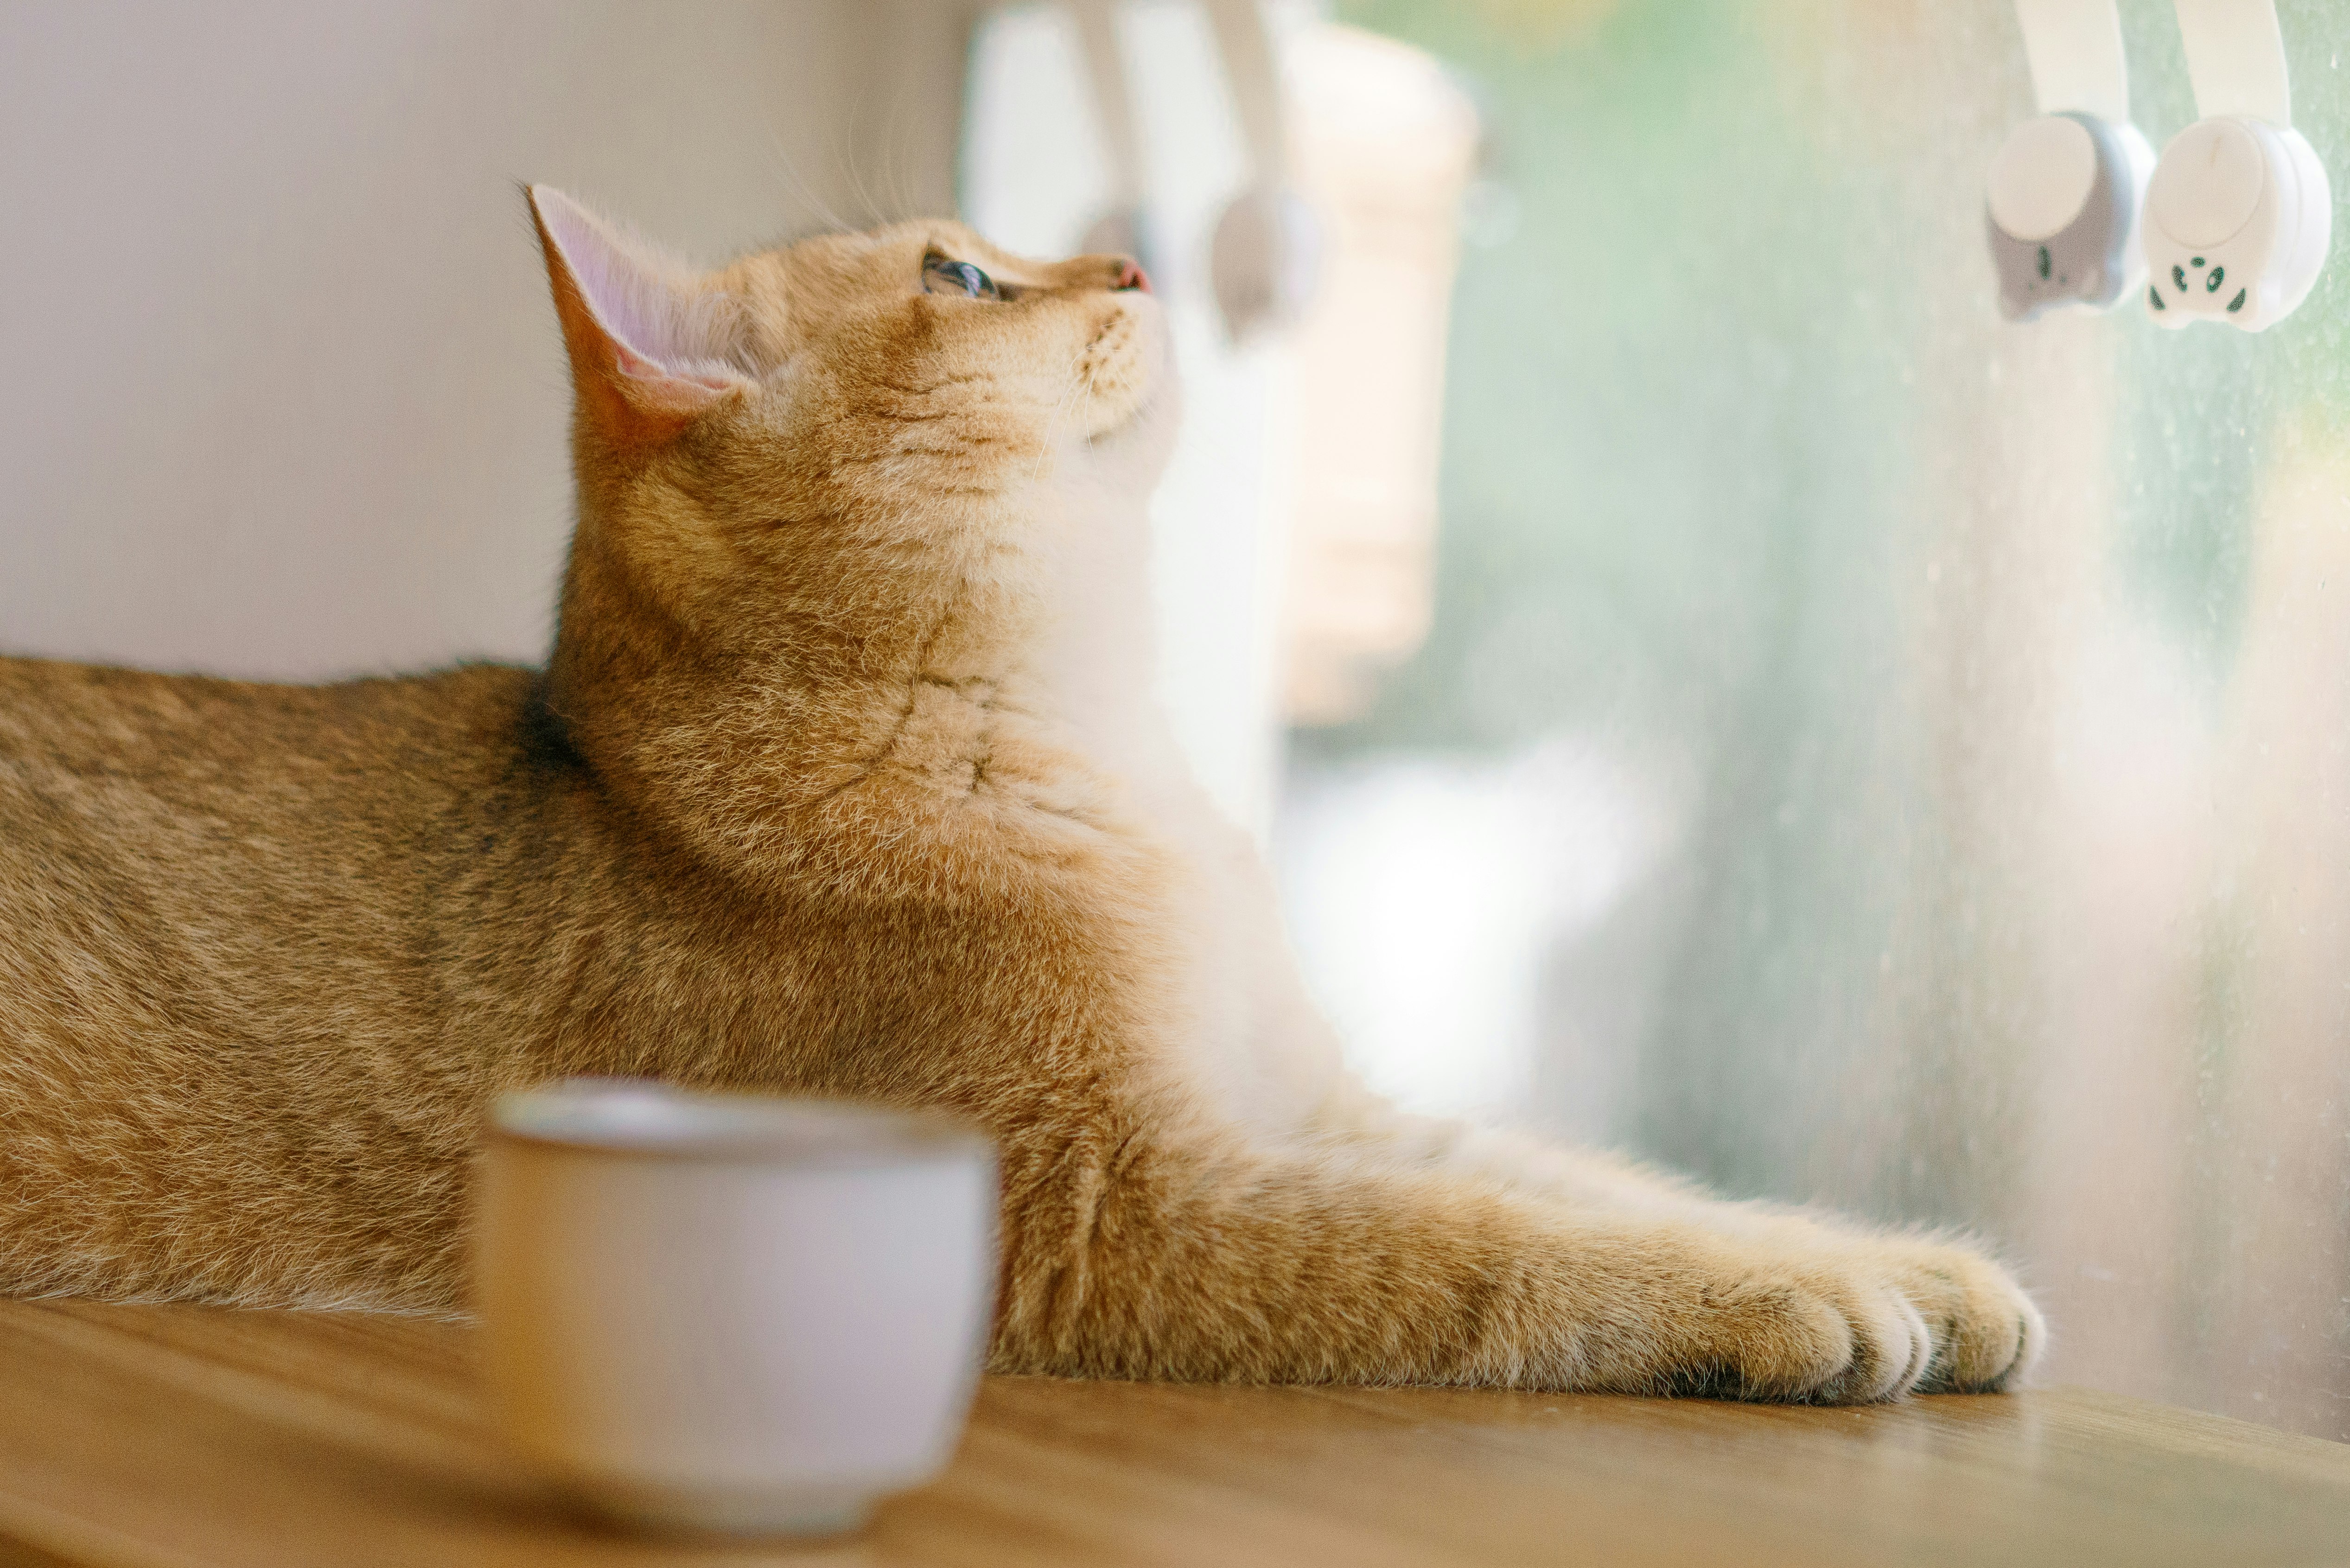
527 185 740 446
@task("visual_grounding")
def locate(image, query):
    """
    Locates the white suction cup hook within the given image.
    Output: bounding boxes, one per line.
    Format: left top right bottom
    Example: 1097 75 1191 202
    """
1070 0 1159 280
1210 183 1321 342
1202 0 1322 342
1987 0 2156 321
2144 0 2330 332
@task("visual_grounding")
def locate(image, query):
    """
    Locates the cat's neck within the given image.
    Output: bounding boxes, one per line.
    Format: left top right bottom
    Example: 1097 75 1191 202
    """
541 400 1203 880
1031 460 1189 790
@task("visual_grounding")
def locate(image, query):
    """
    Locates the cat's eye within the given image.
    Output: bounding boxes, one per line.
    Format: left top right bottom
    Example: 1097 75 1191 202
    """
923 252 1001 301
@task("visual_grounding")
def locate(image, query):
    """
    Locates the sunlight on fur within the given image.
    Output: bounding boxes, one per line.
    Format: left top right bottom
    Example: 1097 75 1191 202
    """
0 189 2040 1399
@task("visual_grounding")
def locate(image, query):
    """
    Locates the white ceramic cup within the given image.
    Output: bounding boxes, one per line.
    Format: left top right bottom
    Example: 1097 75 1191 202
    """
475 1079 998 1536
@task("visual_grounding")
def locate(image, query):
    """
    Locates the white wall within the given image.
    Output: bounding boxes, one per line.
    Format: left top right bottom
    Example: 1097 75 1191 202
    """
0 1 970 678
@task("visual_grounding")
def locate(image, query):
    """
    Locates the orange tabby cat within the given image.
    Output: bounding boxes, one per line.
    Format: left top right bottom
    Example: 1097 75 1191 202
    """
0 189 2040 1399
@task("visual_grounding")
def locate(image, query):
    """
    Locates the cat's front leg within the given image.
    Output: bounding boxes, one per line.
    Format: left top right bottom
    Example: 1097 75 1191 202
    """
988 1123 2034 1399
1490 1137 2043 1391
1305 1081 2043 1392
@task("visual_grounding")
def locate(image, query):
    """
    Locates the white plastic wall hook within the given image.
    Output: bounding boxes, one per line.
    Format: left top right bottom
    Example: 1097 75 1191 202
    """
1987 0 2156 321
1070 0 1159 279
1210 182 1321 343
1201 0 1322 342
2143 0 2331 331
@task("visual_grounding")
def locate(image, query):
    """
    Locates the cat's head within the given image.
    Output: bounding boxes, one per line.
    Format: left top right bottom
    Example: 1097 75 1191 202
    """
527 187 1171 668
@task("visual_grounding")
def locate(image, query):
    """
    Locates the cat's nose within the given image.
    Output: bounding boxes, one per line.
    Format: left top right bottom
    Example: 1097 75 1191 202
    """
1113 259 1151 295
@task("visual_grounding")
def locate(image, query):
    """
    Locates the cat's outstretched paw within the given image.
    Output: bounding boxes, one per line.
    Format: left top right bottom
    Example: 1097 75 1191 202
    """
1670 1249 1932 1403
1626 1233 2040 1404
1870 1237 2044 1393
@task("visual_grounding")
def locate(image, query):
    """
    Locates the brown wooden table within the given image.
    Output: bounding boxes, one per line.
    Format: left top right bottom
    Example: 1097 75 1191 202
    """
2 1300 2346 1567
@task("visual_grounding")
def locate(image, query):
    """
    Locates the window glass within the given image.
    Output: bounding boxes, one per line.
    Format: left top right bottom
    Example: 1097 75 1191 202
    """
1283 0 2350 1438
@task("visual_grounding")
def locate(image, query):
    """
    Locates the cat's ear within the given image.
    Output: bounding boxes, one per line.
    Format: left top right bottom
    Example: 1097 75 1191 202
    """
527 185 748 450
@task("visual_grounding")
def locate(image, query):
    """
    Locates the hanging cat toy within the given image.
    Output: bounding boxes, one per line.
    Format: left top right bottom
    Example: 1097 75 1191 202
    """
1987 0 2330 331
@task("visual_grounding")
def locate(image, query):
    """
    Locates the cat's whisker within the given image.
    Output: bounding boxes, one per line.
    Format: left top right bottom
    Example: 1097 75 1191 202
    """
831 93 889 232
761 128 856 240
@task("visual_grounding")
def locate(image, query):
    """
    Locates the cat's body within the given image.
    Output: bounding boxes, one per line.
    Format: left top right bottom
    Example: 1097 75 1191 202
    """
0 192 2041 1398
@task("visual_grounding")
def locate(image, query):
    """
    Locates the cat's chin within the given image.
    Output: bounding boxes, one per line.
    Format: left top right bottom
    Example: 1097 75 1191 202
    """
1084 322 1179 481
1091 372 1173 440
1083 374 1181 491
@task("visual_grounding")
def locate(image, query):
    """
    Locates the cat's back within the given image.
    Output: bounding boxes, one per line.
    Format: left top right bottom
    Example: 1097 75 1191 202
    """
0 655 539 805
0 656 560 1014
0 656 573 1306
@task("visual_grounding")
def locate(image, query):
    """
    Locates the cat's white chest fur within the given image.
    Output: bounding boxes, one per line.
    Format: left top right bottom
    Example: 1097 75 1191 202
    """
1029 412 1350 1146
